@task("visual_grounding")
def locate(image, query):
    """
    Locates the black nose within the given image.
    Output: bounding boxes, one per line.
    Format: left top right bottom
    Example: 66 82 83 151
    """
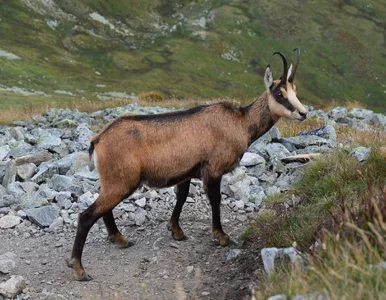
299 111 307 119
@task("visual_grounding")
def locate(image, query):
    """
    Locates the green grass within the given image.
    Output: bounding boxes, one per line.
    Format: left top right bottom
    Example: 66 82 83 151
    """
1 0 386 112
243 140 386 298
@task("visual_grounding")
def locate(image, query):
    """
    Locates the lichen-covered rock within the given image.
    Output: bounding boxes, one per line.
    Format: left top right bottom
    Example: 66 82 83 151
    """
350 146 371 162
328 107 347 120
348 108 374 120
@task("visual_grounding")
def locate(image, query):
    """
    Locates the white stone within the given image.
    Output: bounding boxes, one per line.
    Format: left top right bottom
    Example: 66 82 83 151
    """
240 152 265 167
0 275 26 298
0 215 22 229
0 252 17 274
135 197 147 208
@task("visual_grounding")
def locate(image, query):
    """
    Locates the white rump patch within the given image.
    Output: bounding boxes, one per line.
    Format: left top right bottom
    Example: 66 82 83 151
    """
93 151 98 170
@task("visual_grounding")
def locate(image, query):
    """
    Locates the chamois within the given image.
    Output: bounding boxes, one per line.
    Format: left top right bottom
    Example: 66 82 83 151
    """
67 49 307 281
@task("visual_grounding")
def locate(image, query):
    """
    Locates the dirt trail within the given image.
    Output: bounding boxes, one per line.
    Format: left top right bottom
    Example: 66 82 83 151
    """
1 202 260 300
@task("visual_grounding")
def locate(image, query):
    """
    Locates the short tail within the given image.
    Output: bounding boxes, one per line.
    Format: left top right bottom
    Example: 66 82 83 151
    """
88 141 95 159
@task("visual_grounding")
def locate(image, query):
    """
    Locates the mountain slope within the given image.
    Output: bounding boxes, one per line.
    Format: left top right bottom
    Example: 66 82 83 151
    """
0 0 385 111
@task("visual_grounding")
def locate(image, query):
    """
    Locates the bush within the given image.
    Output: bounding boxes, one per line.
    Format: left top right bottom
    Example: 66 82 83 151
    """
137 91 165 102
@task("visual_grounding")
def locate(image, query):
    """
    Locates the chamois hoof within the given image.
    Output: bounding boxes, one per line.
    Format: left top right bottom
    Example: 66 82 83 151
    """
108 233 134 248
167 222 186 241
66 257 93 281
213 230 230 246
73 270 93 281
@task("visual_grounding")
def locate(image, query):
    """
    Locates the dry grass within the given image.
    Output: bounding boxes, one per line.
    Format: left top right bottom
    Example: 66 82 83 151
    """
0 96 238 125
137 91 165 102
313 99 366 111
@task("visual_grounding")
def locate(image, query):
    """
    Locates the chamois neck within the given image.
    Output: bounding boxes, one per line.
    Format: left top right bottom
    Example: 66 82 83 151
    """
244 92 277 145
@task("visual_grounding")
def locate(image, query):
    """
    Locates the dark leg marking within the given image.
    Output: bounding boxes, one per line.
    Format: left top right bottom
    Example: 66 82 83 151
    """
167 180 191 240
205 177 230 246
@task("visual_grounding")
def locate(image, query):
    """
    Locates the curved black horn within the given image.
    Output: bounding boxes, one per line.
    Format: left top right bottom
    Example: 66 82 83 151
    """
273 51 288 85
288 48 300 83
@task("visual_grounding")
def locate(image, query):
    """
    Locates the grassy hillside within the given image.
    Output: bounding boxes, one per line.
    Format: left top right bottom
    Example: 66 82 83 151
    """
0 0 385 112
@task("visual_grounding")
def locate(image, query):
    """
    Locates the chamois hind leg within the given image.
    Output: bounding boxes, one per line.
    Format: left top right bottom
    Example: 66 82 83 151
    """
167 180 190 241
67 186 135 281
103 210 134 248
205 177 230 246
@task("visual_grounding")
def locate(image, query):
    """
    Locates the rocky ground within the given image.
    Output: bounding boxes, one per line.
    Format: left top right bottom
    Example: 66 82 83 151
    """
0 103 384 299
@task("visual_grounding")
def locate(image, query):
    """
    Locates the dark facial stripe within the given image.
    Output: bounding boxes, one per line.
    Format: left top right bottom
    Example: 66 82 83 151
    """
272 86 295 112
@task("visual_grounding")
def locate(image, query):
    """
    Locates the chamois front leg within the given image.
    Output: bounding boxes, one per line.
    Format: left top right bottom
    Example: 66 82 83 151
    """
205 177 230 246
167 180 190 240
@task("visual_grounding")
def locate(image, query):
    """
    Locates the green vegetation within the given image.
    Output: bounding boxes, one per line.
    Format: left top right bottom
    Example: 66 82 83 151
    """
242 128 386 298
1 0 385 114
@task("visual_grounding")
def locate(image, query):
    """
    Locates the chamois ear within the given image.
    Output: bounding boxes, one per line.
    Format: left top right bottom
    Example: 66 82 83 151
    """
287 64 293 81
264 65 273 90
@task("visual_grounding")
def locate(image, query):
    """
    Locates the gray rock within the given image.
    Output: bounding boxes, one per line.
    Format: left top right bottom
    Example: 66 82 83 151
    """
0 215 22 229
266 186 281 196
76 123 94 150
20 181 39 193
0 207 10 214
328 107 347 120
248 131 272 154
48 216 64 232
56 191 73 209
225 249 242 262
350 146 371 162
0 145 10 161
134 209 147 226
26 205 60 227
281 136 335 149
234 200 245 209
67 152 94 175
38 184 58 200
74 169 99 181
269 126 281 141
348 108 373 120
372 113 386 128
31 164 59 184
298 125 336 142
16 163 37 181
2 160 16 188
264 143 291 159
0 275 26 298
268 295 287 300
6 182 25 196
49 174 73 191
0 195 18 209
240 152 265 167
37 132 62 149
250 186 266 206
0 252 17 274
9 127 24 141
19 192 48 209
119 203 136 212
79 191 98 206
261 247 302 274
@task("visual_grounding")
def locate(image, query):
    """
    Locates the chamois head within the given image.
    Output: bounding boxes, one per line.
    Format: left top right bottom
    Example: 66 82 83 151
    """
264 48 307 122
